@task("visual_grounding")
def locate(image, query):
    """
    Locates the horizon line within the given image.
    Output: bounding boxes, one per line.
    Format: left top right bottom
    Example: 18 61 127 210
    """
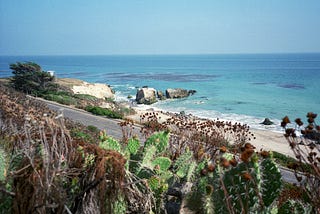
1 51 320 57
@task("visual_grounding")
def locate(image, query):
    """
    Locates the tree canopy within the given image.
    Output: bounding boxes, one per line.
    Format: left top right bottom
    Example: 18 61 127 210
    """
10 62 56 95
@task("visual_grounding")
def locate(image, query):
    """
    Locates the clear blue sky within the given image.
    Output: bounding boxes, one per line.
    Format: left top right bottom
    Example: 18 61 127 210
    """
1 0 319 55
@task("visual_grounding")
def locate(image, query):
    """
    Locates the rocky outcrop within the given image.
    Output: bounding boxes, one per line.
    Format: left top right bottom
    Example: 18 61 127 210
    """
157 90 166 100
135 87 196 104
72 82 114 99
260 118 274 125
188 90 197 96
165 88 196 99
136 88 157 104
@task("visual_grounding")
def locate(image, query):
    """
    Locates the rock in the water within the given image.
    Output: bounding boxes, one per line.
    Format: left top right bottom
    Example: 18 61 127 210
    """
166 88 189 99
157 90 166 100
188 90 197 96
261 118 274 125
136 88 157 105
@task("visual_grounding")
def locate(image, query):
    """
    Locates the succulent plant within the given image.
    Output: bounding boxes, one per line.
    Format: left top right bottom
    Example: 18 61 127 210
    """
187 150 282 213
144 131 169 154
99 136 121 152
126 137 140 155
278 199 313 214
152 157 172 171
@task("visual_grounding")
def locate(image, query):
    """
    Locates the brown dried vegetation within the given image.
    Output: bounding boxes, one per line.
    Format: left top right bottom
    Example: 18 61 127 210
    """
139 111 253 162
282 113 320 211
0 85 151 213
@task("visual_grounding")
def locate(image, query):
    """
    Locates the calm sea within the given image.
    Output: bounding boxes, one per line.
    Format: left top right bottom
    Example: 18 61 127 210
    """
1 54 319 132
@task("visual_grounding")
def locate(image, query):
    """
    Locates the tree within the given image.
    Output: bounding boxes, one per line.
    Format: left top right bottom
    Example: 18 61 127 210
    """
10 62 56 95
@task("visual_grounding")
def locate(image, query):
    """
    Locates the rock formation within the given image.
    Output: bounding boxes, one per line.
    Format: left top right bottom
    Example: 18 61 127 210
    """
261 118 274 125
136 88 157 104
72 82 114 99
165 88 196 99
157 90 166 100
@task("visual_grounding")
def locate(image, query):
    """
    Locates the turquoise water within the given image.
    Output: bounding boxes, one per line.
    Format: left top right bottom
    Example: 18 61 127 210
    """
1 54 319 131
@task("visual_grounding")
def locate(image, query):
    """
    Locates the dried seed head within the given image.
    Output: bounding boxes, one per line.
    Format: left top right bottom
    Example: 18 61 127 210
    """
295 118 303 126
242 172 252 181
282 116 291 125
201 169 208 176
260 150 270 158
307 112 317 119
207 163 215 172
221 159 230 168
229 158 238 167
287 162 299 170
220 146 227 153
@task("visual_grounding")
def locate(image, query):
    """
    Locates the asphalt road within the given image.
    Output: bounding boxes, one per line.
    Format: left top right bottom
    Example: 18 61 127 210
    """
43 99 143 141
36 97 301 184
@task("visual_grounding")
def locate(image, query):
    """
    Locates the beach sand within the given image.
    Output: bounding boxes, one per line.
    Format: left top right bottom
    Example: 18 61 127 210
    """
251 129 294 157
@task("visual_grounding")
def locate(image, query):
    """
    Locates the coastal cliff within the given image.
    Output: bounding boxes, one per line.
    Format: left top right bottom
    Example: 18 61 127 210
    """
56 78 114 99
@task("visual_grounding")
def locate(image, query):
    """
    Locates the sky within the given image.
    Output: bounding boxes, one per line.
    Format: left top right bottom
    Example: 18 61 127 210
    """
0 0 320 55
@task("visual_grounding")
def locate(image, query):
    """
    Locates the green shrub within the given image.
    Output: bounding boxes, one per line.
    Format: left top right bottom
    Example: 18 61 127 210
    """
87 125 99 133
85 106 123 119
74 93 99 101
273 151 313 174
118 106 136 116
42 93 78 105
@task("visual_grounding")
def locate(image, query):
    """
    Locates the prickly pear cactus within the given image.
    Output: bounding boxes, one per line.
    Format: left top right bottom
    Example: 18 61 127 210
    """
144 131 169 154
278 199 313 214
126 138 140 155
173 149 195 179
98 130 172 213
139 145 157 171
260 157 282 207
188 151 282 213
152 157 172 171
99 137 121 152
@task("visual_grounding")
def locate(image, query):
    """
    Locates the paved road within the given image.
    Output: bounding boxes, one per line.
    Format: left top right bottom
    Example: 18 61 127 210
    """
35 97 301 184
32 96 143 141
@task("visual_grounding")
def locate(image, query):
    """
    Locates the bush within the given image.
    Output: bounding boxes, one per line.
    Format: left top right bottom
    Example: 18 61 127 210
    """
74 94 99 102
272 151 313 174
85 106 123 119
42 93 78 106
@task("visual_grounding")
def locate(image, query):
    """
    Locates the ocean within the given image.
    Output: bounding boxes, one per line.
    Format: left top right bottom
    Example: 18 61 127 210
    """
1 54 319 132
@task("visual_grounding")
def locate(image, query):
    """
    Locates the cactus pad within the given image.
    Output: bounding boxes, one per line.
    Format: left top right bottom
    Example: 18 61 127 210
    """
145 131 169 154
99 137 121 152
152 157 171 171
127 138 140 155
